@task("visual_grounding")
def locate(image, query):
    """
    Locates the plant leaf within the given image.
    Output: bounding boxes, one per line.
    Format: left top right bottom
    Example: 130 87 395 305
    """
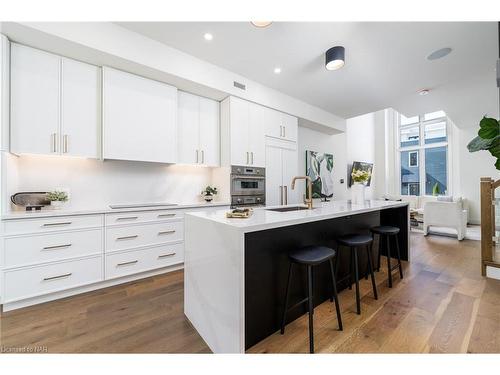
488 137 500 158
496 158 500 171
467 135 496 152
478 117 500 139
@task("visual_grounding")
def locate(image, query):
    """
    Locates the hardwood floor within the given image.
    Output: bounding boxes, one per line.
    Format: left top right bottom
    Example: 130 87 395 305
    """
1 232 500 353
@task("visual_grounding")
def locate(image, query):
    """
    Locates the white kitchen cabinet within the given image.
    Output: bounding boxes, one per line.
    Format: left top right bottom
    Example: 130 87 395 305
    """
264 107 298 142
103 67 177 163
1 35 9 152
61 58 101 158
11 43 60 155
265 138 299 206
10 43 101 158
178 91 219 166
221 96 265 168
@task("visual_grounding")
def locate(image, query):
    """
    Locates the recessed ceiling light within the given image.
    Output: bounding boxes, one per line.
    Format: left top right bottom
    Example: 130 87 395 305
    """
427 47 452 61
251 21 272 28
273 67 281 74
418 89 430 96
203 33 213 41
325 46 345 71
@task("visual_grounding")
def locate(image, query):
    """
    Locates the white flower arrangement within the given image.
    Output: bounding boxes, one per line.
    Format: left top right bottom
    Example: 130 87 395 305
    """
351 169 371 184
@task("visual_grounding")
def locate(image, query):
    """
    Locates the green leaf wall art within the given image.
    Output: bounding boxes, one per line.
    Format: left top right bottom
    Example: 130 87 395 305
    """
306 151 334 199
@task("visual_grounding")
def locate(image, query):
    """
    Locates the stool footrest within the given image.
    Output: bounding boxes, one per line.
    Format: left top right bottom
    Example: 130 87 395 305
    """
286 296 312 313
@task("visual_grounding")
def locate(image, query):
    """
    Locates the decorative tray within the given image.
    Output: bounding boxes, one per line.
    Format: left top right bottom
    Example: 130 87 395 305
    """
226 208 253 219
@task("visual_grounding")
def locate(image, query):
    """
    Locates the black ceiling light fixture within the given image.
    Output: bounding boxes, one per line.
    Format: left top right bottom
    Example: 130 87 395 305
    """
325 46 345 71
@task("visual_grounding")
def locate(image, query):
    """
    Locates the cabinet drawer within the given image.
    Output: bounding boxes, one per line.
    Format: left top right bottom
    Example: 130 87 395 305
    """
105 243 183 280
105 221 183 252
3 256 103 303
3 229 103 268
3 214 103 235
105 210 183 226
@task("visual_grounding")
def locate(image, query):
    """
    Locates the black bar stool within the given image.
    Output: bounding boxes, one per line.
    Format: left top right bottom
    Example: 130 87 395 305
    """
371 226 403 288
281 245 343 354
335 234 378 315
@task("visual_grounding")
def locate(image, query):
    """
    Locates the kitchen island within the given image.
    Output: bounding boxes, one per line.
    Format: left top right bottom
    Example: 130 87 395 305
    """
184 200 409 353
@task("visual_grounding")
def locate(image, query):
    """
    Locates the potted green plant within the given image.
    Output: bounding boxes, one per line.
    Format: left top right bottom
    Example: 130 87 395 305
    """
351 169 371 204
467 116 500 170
201 186 218 202
46 190 68 209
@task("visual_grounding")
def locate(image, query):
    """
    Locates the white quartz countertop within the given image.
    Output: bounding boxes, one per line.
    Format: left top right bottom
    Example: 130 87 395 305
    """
1 201 231 220
186 200 408 233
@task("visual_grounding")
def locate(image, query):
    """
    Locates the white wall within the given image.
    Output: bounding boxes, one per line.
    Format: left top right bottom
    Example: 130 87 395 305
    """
4 155 229 212
297 126 348 200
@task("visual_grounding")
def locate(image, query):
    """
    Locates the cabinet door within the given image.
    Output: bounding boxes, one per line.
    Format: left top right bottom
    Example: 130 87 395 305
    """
248 102 266 167
263 107 282 139
199 96 220 166
281 148 299 205
61 58 101 158
265 145 283 206
177 91 200 164
229 97 250 166
11 44 60 155
103 67 177 163
281 113 298 142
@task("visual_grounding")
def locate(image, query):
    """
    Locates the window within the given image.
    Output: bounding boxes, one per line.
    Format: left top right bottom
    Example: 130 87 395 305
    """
398 110 449 196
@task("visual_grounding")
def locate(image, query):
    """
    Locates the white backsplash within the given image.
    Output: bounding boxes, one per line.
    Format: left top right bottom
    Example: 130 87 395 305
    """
3 154 229 211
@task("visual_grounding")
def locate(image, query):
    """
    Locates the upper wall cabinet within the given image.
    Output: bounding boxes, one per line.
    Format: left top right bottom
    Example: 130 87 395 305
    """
221 96 265 168
102 67 177 164
0 35 9 152
263 107 298 142
178 91 220 166
10 44 101 158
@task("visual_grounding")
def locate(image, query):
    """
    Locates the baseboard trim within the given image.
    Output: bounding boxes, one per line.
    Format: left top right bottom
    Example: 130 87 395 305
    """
0 263 183 312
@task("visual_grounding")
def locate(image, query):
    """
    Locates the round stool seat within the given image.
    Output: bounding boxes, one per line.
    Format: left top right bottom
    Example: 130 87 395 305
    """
370 226 400 235
336 234 373 247
289 245 336 265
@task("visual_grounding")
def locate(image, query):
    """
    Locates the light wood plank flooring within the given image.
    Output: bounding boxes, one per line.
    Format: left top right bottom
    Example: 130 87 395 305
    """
1 232 500 353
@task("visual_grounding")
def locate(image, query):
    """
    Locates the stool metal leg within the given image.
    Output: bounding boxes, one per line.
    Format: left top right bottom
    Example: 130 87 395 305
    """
349 247 354 290
280 262 293 334
366 244 378 300
307 265 314 353
394 235 404 279
353 247 361 314
328 259 343 331
377 234 382 272
386 235 393 288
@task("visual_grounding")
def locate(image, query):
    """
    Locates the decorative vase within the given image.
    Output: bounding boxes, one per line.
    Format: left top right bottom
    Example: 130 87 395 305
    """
351 182 366 205
50 201 65 210
203 195 213 202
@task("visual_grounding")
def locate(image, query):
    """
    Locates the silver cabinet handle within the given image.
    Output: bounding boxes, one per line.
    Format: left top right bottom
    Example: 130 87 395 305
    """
280 186 283 205
251 152 254 165
116 216 138 221
201 150 205 164
158 230 176 235
43 273 72 281
51 133 57 153
158 252 176 259
283 126 286 137
42 244 72 251
158 213 176 218
63 134 69 153
284 186 288 205
196 150 199 163
246 151 249 165
42 222 72 227
117 260 138 267
116 235 138 240
280 126 283 137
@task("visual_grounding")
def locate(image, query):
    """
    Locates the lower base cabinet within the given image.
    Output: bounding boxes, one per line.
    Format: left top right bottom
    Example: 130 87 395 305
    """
105 242 184 279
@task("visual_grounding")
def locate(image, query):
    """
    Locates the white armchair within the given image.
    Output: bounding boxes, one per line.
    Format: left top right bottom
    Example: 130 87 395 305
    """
423 198 468 240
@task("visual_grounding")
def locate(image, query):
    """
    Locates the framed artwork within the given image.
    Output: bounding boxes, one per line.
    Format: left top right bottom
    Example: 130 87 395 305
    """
348 161 374 186
305 150 334 198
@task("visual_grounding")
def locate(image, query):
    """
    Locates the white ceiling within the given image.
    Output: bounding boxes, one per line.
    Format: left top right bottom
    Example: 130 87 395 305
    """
117 22 498 128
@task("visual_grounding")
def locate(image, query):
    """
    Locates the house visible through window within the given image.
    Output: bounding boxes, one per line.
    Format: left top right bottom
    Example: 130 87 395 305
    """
399 111 449 196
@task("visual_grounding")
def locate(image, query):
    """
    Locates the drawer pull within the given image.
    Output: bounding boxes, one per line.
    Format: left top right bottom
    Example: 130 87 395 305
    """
116 235 138 241
158 230 176 235
158 252 176 259
42 244 72 251
117 260 138 267
42 222 72 227
116 216 138 221
43 273 72 281
158 213 176 218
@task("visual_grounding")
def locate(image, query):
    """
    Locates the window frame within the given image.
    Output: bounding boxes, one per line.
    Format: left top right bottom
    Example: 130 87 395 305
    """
396 112 451 197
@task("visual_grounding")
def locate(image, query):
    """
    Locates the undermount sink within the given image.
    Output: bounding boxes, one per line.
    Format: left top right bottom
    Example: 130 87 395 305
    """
266 206 314 212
